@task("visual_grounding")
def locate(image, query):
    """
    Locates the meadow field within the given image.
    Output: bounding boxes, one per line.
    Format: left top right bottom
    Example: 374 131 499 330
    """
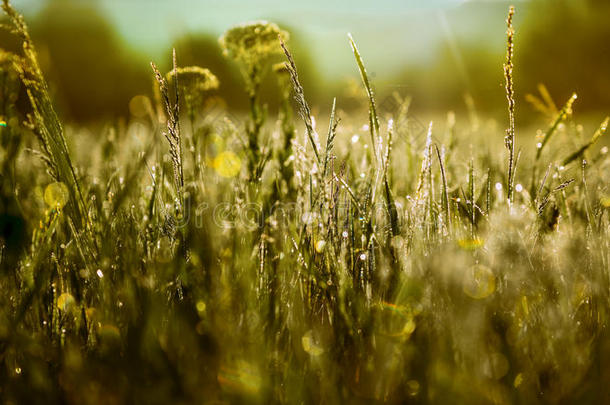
1 1 609 403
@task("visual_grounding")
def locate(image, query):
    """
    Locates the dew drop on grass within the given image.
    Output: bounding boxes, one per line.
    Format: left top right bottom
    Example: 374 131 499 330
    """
96 269 104 278
44 182 69 209
315 240 326 253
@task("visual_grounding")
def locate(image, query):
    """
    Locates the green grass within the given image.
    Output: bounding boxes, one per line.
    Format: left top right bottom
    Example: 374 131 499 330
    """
1 2 610 404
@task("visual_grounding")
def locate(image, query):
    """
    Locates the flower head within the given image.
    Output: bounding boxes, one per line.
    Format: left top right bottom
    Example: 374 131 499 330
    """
166 66 219 93
219 21 288 68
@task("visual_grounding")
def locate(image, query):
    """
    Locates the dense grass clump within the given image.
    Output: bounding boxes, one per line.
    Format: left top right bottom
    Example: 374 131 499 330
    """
1 2 609 403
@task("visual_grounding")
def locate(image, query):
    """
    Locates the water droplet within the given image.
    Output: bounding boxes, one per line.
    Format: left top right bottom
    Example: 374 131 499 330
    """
351 134 360 143
44 182 69 209
515 183 523 192
495 182 503 191
96 269 104 278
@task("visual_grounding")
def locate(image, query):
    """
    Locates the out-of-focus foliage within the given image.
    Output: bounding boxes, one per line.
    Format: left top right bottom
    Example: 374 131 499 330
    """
382 0 610 117
517 0 610 112
28 0 150 121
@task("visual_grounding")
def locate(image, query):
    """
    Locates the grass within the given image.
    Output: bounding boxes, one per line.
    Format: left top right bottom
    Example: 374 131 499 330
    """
1 2 610 404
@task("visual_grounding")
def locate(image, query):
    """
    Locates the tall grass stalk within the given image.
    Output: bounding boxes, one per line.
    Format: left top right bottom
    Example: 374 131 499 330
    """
280 37 321 165
2 0 95 264
503 5 516 205
348 33 380 163
151 49 184 212
562 116 608 166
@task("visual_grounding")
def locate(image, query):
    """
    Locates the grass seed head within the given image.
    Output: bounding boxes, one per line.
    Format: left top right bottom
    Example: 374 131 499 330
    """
166 66 219 92
219 21 288 67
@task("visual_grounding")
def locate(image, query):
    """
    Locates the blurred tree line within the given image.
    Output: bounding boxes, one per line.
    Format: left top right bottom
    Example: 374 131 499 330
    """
394 0 610 117
0 0 608 122
0 0 320 122
0 0 150 122
517 0 610 112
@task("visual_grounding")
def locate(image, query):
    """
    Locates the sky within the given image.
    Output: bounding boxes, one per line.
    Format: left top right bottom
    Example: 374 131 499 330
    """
13 0 522 79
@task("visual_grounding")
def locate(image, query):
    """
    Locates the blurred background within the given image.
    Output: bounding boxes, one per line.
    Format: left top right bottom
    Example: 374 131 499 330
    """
2 0 609 123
